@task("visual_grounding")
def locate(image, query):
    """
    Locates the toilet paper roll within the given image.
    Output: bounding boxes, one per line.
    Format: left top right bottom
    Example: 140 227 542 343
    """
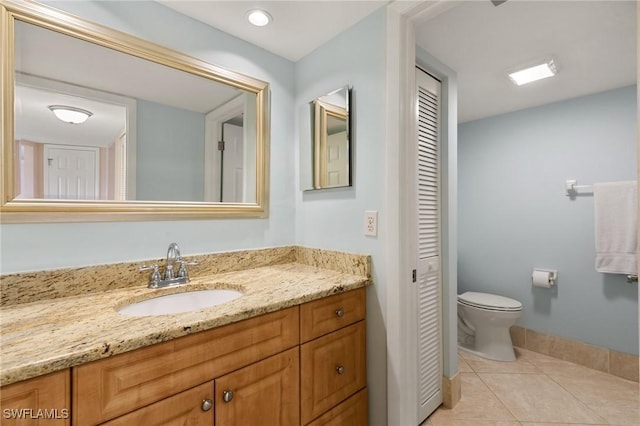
532 269 553 288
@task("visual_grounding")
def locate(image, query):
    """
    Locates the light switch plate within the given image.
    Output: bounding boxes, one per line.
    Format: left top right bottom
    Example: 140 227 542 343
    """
364 211 378 236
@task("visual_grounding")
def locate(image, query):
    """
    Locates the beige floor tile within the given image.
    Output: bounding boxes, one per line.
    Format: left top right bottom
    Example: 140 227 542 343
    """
419 418 433 426
459 348 541 374
549 370 640 425
521 424 609 426
457 354 473 372
479 373 607 424
428 373 517 423
430 419 521 426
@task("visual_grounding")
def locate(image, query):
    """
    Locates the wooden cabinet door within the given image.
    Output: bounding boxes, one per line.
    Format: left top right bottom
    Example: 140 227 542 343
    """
0 370 70 425
215 347 299 426
306 389 367 426
73 307 298 425
102 382 213 426
301 322 366 424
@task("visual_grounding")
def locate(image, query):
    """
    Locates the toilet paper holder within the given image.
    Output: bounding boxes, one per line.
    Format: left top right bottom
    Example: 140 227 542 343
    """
532 269 557 287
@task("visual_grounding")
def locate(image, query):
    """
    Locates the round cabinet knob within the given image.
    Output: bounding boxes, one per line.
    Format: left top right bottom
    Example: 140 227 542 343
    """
336 365 345 375
335 308 345 318
201 399 213 412
222 390 234 403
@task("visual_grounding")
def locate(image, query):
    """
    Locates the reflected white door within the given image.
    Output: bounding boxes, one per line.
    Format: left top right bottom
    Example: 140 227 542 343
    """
43 144 99 200
221 123 244 203
325 131 349 187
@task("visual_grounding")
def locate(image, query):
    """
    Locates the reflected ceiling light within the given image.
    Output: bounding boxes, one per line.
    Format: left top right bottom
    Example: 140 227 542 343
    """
247 9 272 27
508 59 558 86
48 105 93 124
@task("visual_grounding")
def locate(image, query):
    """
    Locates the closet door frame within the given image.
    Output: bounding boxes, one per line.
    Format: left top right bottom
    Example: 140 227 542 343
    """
385 3 459 425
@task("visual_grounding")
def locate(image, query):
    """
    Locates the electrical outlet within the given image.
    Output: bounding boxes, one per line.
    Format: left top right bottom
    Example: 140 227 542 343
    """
364 211 378 236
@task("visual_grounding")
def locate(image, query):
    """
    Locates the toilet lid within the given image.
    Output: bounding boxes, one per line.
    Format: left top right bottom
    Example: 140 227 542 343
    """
458 291 522 311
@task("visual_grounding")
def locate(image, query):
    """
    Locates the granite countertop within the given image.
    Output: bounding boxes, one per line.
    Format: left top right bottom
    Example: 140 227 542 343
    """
0 260 370 387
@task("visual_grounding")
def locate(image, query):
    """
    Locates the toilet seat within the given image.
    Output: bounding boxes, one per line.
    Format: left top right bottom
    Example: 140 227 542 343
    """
458 291 522 312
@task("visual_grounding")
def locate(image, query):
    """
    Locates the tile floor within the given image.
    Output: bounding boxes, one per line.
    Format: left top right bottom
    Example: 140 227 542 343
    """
422 348 639 426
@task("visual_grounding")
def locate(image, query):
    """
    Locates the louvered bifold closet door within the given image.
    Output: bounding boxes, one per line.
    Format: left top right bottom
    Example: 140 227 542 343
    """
416 68 442 422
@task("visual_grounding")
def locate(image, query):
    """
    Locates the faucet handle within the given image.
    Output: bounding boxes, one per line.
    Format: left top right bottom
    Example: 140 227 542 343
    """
139 264 161 287
176 259 198 280
139 264 158 272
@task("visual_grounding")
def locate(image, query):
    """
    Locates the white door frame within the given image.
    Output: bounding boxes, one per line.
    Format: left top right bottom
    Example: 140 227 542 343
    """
204 95 247 202
385 2 458 425
220 122 244 202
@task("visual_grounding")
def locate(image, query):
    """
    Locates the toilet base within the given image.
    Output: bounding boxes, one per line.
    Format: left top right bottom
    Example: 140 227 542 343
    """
457 300 521 362
458 342 516 362
458 316 517 362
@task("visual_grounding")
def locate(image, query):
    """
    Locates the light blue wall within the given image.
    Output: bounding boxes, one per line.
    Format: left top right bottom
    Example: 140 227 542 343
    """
136 100 204 201
294 8 387 425
458 86 638 355
1 1 296 272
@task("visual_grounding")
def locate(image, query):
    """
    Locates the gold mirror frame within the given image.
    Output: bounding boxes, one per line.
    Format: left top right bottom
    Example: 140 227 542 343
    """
313 100 349 189
0 1 270 223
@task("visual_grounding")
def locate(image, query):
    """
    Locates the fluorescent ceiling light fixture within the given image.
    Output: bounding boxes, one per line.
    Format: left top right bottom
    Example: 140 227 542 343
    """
247 9 272 27
48 105 93 124
508 60 557 86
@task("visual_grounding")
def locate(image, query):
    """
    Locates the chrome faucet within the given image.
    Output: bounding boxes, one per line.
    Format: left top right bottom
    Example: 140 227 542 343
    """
165 242 180 280
139 242 198 289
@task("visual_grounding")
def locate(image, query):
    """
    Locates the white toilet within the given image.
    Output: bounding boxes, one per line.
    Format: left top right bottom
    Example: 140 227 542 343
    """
457 291 523 362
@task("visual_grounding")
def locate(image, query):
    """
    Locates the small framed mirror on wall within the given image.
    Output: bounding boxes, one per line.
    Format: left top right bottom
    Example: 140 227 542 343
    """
305 86 351 190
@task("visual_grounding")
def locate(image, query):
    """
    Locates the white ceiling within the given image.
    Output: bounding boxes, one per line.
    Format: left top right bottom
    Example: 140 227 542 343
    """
14 18 243 147
416 0 637 122
15 84 126 148
160 0 637 123
16 20 241 114
158 0 390 62
14 0 637 147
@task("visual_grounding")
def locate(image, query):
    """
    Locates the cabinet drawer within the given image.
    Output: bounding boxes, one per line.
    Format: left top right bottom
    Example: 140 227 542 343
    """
0 370 70 425
73 306 299 425
102 382 213 426
306 388 367 426
215 347 300 426
301 321 366 424
300 288 365 342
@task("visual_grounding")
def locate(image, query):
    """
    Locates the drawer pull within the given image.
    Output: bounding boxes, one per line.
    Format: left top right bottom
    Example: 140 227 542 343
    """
335 308 345 318
222 390 234 403
336 365 345 375
201 399 213 412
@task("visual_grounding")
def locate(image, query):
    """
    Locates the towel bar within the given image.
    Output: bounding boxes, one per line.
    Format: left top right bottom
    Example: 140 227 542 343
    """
566 179 593 197
627 275 638 283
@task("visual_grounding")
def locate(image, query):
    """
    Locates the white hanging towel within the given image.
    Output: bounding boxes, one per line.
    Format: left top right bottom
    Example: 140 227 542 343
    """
594 181 637 275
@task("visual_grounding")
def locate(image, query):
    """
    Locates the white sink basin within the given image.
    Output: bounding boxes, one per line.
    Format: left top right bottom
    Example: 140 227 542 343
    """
118 289 243 317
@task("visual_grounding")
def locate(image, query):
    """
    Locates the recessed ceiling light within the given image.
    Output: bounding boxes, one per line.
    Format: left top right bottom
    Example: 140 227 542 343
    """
508 59 558 86
48 105 93 124
247 9 272 27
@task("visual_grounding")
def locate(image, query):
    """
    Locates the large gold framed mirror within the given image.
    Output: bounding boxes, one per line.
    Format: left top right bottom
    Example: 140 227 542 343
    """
0 1 270 223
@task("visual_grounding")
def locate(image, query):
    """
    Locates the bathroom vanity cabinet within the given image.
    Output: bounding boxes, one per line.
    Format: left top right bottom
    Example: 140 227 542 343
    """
299 290 367 424
72 306 300 425
1 288 366 425
0 369 71 425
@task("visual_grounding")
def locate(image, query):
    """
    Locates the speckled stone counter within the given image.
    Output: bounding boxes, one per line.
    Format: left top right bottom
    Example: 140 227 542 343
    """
0 246 371 386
